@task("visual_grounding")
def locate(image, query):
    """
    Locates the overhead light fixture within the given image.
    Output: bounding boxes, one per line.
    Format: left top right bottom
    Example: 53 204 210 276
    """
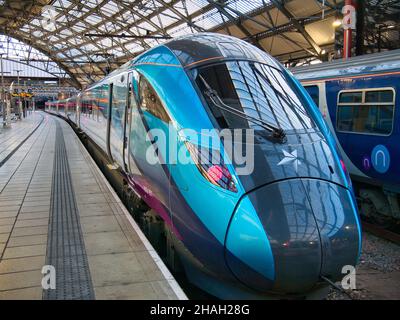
332 19 342 28
321 49 326 55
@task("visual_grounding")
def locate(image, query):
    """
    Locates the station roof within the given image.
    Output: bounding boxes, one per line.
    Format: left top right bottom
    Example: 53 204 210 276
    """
0 0 396 88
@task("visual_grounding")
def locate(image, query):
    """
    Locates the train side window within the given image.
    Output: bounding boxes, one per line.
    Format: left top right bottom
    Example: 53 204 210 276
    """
365 90 393 103
304 85 319 107
138 76 171 123
339 91 362 103
337 89 395 135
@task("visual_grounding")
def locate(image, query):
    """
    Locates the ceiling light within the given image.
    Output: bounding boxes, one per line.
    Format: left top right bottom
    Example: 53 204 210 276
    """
332 19 342 28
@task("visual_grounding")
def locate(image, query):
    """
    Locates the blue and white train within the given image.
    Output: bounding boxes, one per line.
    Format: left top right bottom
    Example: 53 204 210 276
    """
47 33 361 299
293 50 400 224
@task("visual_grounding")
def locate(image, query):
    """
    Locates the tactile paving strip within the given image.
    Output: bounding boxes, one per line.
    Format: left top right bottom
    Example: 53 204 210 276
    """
43 120 95 300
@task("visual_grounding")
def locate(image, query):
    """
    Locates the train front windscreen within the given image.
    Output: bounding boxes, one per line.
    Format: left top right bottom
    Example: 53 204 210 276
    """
192 60 316 139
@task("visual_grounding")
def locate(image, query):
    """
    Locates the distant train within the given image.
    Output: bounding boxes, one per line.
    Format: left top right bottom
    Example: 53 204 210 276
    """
46 33 361 299
293 50 400 224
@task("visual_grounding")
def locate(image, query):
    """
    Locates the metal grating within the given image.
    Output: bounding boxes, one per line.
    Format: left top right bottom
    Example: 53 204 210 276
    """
43 120 95 300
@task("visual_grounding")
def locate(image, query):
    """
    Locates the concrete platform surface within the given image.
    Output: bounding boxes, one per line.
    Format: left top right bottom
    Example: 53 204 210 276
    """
0 112 186 300
0 112 44 166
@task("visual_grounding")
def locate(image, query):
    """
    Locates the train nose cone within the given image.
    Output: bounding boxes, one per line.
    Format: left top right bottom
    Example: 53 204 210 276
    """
225 179 361 295
303 179 361 279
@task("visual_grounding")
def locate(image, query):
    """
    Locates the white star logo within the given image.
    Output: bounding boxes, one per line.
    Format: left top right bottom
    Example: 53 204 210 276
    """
277 149 301 172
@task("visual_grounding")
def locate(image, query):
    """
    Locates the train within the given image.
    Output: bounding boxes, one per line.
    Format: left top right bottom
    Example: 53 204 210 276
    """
292 50 400 225
46 33 361 299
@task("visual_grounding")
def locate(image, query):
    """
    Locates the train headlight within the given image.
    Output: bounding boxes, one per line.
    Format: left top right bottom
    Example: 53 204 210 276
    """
340 159 352 188
184 141 238 193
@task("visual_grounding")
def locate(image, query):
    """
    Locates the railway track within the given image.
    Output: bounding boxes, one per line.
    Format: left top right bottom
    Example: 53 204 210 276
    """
361 221 400 246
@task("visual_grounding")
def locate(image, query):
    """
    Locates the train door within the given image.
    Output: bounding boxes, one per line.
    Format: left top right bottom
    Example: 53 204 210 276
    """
303 83 329 118
123 72 135 172
126 71 173 221
106 84 113 160
108 73 128 167
122 70 152 180
125 70 146 178
303 82 339 132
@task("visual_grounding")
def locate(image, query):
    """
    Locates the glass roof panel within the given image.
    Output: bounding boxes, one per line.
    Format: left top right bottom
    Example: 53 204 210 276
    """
11 0 313 87
0 36 69 79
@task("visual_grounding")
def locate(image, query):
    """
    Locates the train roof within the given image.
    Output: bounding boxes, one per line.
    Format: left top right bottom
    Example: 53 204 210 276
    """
86 33 283 91
161 33 281 69
291 49 400 81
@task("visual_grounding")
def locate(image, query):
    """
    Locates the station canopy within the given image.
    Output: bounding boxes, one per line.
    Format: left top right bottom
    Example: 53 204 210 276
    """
0 0 395 88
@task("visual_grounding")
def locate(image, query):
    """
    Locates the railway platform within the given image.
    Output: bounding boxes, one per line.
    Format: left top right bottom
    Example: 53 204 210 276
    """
0 112 186 300
0 112 43 166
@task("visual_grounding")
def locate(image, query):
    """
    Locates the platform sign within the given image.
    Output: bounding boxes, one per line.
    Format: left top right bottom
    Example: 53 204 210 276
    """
342 4 356 30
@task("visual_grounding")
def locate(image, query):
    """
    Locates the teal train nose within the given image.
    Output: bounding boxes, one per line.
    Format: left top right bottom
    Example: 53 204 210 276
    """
225 179 361 295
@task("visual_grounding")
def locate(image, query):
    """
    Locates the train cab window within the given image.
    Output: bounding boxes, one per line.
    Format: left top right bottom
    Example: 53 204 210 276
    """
337 89 395 135
194 61 316 133
138 77 170 123
304 85 319 107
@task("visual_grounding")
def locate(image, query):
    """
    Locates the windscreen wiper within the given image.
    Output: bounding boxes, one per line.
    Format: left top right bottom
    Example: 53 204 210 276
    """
198 75 286 143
